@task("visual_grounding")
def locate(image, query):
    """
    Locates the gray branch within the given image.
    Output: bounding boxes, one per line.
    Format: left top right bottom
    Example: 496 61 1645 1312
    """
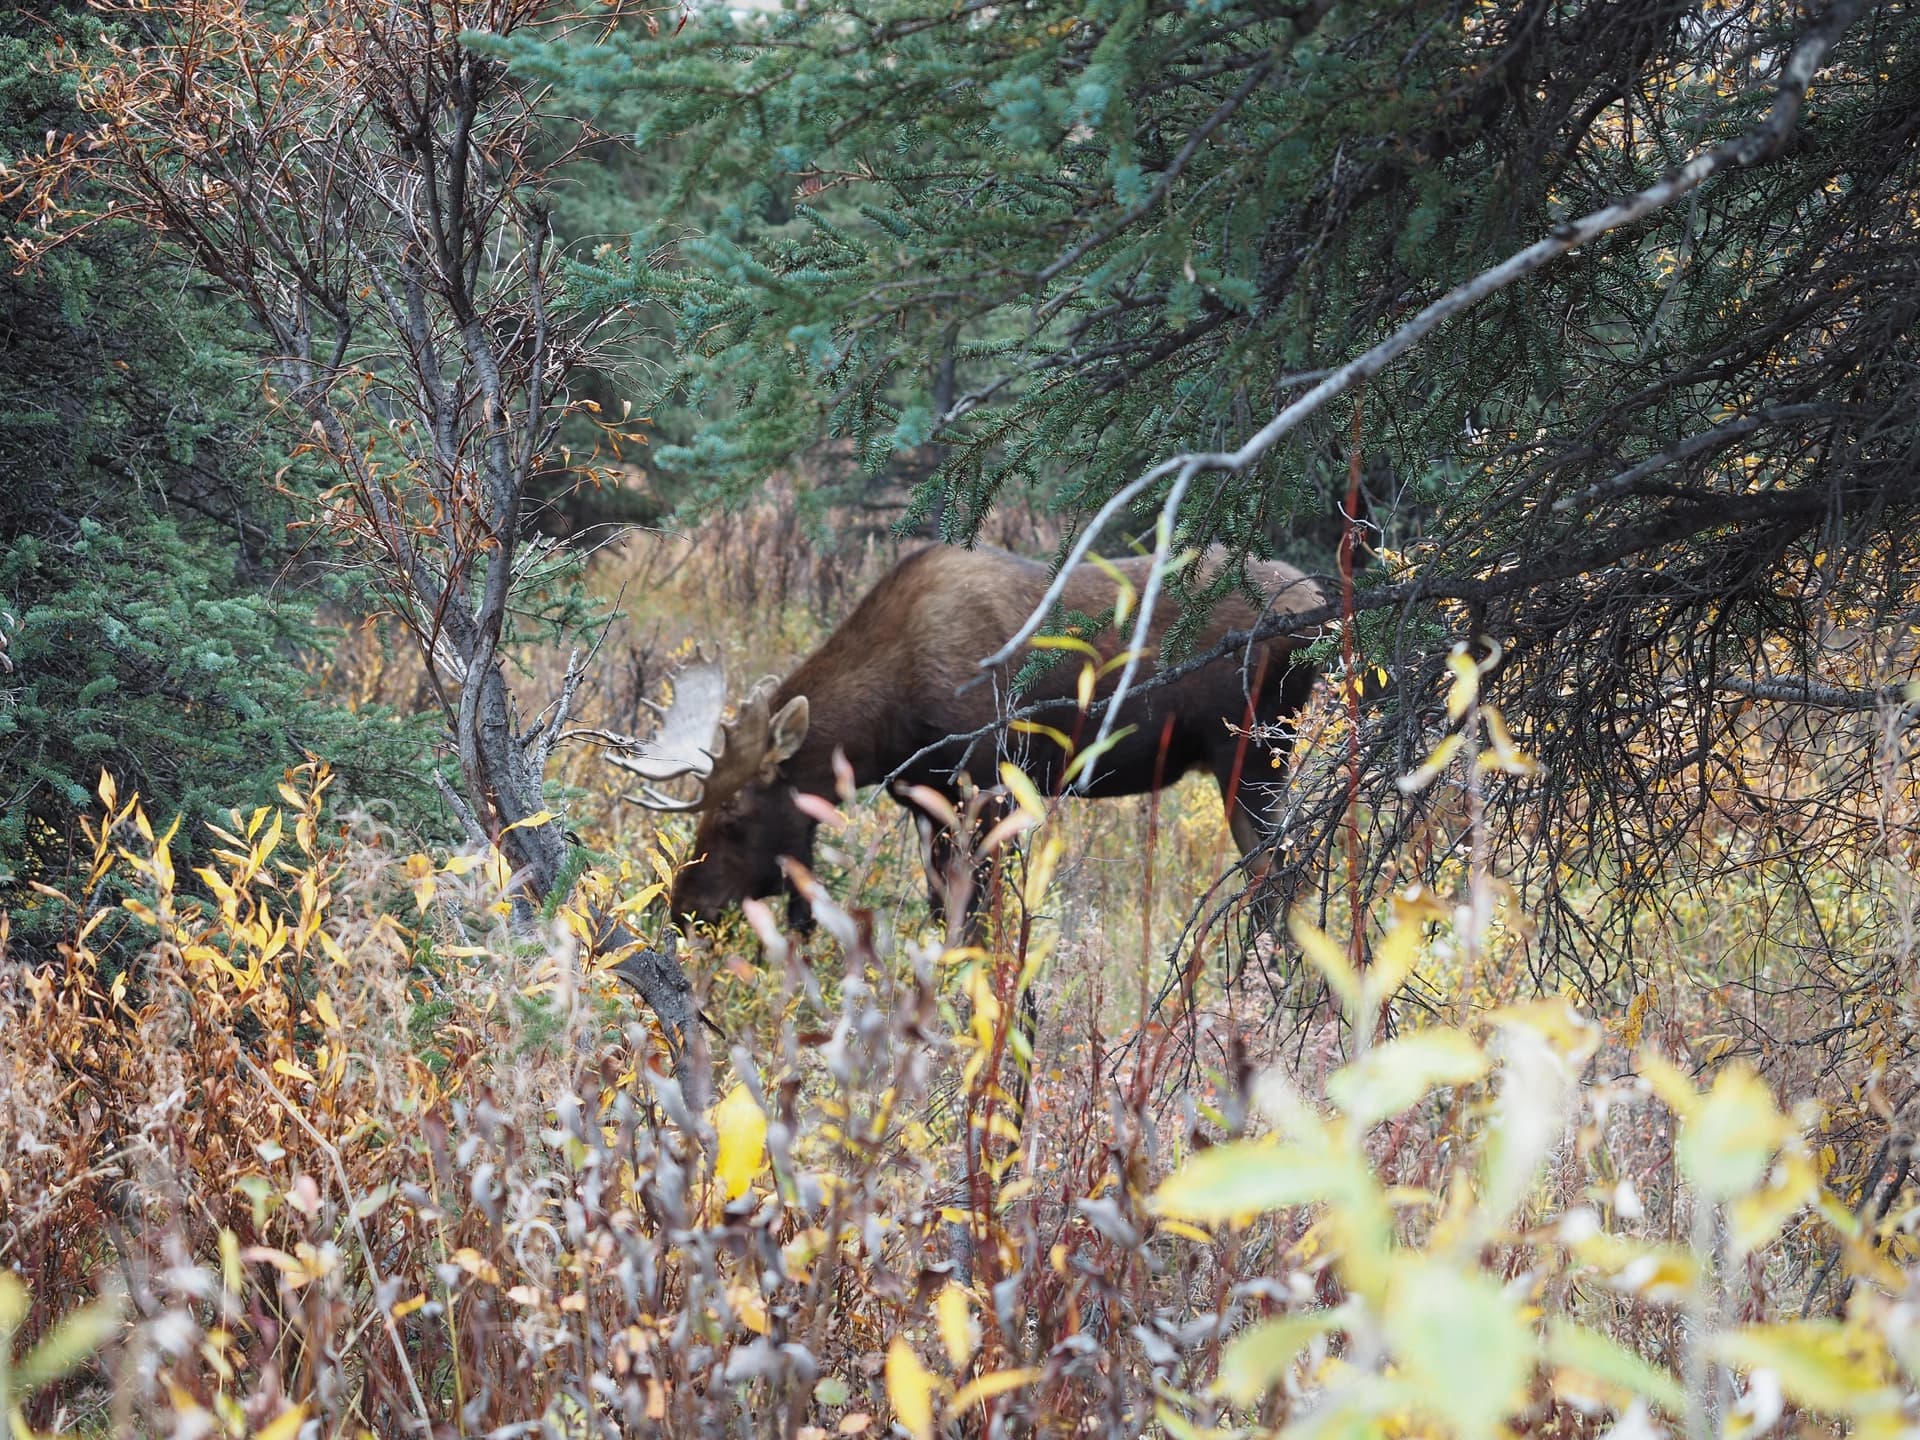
984 0 1871 733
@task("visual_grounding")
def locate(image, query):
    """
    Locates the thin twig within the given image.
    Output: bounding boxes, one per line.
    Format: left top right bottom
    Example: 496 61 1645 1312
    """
983 0 1868 728
239 1053 435 1437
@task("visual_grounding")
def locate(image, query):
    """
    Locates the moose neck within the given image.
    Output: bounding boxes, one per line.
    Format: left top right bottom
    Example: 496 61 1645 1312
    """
770 636 917 799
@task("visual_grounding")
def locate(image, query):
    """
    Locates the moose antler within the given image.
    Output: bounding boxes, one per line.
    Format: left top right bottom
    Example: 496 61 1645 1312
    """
699 674 781 803
605 650 781 812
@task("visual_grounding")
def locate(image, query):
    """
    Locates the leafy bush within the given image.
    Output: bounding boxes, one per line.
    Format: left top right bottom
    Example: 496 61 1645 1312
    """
0 517 436 951
2 734 1917 1438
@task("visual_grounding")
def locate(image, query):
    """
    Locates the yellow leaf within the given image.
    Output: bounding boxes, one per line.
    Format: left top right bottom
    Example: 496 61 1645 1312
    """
936 1283 975 1368
219 1229 242 1295
271 1059 316 1086
1022 833 1064 912
1367 917 1423 1008
1637 1050 1701 1120
1009 719 1074 751
1157 1219 1212 1243
1494 998 1602 1063
1620 989 1651 1050
1444 645 1479 719
886 1338 937 1440
1390 884 1451 926
1086 553 1137 626
949 1367 1043 1414
450 1248 501 1285
501 809 559 834
1564 1229 1698 1301
1480 704 1536 775
1713 1322 1894 1416
1289 913 1361 1015
736 1289 769 1334
312 991 340 1030
1729 1147 1817 1256
403 852 436 913
712 1085 769 1201
255 1404 308 1440
391 1293 427 1319
999 762 1048 820
1397 732 1463 793
1150 1138 1335 1223
1026 633 1100 661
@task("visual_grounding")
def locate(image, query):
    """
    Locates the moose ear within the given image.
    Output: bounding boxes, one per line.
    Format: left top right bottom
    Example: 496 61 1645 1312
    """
767 695 810 766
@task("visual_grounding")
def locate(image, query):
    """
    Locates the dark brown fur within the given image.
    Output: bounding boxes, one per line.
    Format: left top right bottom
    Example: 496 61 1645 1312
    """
673 545 1323 925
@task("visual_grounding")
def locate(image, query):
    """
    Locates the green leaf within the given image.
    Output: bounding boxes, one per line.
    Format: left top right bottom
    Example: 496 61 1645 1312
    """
1544 1320 1686 1415
1383 1259 1533 1440
1061 725 1138 787
14 1294 124 1390
814 1376 851 1407
1476 1020 1574 1232
0 1273 25 1335
1678 1065 1793 1202
1214 1308 1347 1405
1326 1030 1487 1129
350 1181 398 1222
1151 1401 1248 1440
1149 1140 1343 1223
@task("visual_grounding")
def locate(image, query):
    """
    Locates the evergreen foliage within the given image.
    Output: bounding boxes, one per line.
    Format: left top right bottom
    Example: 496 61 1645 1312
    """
501 0 1920 975
0 1 437 951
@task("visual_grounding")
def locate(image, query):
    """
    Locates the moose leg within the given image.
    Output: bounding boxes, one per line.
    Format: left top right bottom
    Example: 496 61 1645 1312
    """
920 816 963 934
913 795 1011 949
1213 658 1316 860
1211 701 1276 862
908 787 1032 1288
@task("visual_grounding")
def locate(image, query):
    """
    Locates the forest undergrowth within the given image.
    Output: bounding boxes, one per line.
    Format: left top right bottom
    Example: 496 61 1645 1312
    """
2 522 1918 1438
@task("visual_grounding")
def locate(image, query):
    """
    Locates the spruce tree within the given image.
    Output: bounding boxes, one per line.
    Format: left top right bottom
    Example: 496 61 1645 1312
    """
503 0 1919 976
0 2 437 954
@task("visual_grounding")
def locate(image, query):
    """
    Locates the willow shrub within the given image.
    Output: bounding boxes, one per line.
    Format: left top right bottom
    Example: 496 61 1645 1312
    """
0 748 1915 1437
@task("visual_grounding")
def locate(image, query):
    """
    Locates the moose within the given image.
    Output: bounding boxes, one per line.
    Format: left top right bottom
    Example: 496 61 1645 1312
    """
610 544 1325 933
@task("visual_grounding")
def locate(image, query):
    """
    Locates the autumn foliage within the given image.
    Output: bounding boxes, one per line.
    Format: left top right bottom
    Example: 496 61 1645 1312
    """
3 623 1919 1437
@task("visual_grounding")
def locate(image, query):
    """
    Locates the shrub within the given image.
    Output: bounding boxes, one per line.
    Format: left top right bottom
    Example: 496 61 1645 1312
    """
0 752 1914 1438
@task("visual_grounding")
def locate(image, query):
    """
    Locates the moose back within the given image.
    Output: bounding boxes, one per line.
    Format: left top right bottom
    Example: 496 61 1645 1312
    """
611 544 1324 928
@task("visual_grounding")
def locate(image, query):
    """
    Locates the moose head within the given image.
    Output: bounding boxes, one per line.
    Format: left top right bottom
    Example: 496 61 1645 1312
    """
607 650 816 924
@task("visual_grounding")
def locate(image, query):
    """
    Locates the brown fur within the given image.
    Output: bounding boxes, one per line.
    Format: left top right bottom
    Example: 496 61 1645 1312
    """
673 544 1324 925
